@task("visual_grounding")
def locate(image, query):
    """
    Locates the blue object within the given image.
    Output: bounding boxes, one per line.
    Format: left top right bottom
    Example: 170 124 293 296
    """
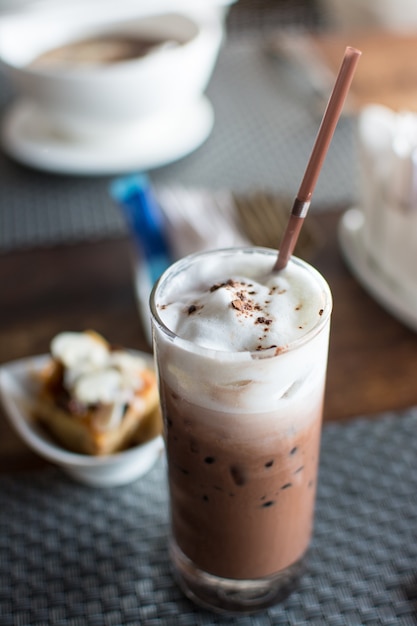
110 174 172 284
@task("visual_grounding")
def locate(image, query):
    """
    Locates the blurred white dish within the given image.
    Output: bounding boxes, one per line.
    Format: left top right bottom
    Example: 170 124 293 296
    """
0 4 223 137
1 96 213 175
338 208 417 332
319 0 417 32
0 352 164 487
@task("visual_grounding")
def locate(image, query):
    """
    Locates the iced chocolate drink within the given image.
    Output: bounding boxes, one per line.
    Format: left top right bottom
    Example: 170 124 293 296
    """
150 247 332 614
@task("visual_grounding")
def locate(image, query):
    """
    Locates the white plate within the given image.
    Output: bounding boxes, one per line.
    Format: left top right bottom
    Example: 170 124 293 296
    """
0 352 164 486
0 96 214 175
338 207 417 332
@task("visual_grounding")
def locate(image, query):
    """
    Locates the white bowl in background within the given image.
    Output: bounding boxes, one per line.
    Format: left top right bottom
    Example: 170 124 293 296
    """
319 0 417 32
0 1 224 139
0 353 164 487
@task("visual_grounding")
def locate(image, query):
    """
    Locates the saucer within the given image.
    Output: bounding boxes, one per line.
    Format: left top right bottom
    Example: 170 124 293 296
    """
0 96 214 175
0 352 164 487
338 207 417 332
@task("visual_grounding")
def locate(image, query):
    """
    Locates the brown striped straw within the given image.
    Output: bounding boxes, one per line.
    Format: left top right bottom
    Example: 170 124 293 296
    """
274 46 362 271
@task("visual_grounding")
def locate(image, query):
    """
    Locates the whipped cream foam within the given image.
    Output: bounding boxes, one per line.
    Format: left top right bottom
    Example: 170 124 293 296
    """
152 249 332 415
156 249 327 353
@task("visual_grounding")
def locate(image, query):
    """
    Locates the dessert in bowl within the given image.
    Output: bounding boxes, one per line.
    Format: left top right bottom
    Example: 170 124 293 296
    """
0 331 163 487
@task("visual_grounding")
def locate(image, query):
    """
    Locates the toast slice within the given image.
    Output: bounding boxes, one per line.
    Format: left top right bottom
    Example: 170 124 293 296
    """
34 331 161 456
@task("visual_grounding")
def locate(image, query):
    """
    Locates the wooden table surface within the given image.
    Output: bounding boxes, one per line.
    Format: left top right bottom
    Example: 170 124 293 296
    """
1 209 417 472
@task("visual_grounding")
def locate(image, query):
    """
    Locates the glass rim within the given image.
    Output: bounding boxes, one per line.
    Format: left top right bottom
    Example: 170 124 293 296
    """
149 247 332 361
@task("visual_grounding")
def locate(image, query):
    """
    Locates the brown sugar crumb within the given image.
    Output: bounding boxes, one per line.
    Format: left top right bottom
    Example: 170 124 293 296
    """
231 296 254 313
211 277 265 316
295 304 303 311
210 282 226 292
231 299 244 311
210 279 242 292
255 343 279 352
319 308 324 316
274 346 286 355
256 317 272 325
187 304 203 315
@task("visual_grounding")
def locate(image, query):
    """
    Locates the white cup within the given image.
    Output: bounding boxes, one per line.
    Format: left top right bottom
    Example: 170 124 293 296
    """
0 1 225 139
358 105 417 300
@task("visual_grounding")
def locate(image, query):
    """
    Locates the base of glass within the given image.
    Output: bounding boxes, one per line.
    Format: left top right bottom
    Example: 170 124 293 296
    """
170 540 305 615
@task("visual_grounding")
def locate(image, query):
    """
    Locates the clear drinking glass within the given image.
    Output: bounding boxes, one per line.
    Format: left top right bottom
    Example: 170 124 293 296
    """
150 247 332 614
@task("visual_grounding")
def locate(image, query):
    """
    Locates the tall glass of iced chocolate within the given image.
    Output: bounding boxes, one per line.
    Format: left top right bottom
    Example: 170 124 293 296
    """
150 246 332 614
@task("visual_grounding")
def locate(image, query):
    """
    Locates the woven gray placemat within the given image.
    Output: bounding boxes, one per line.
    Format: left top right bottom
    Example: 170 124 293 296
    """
0 33 359 253
1 408 416 625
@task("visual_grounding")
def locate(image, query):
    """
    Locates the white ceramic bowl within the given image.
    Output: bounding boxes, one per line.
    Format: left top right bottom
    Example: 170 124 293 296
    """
319 0 417 31
0 1 224 138
0 353 164 487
